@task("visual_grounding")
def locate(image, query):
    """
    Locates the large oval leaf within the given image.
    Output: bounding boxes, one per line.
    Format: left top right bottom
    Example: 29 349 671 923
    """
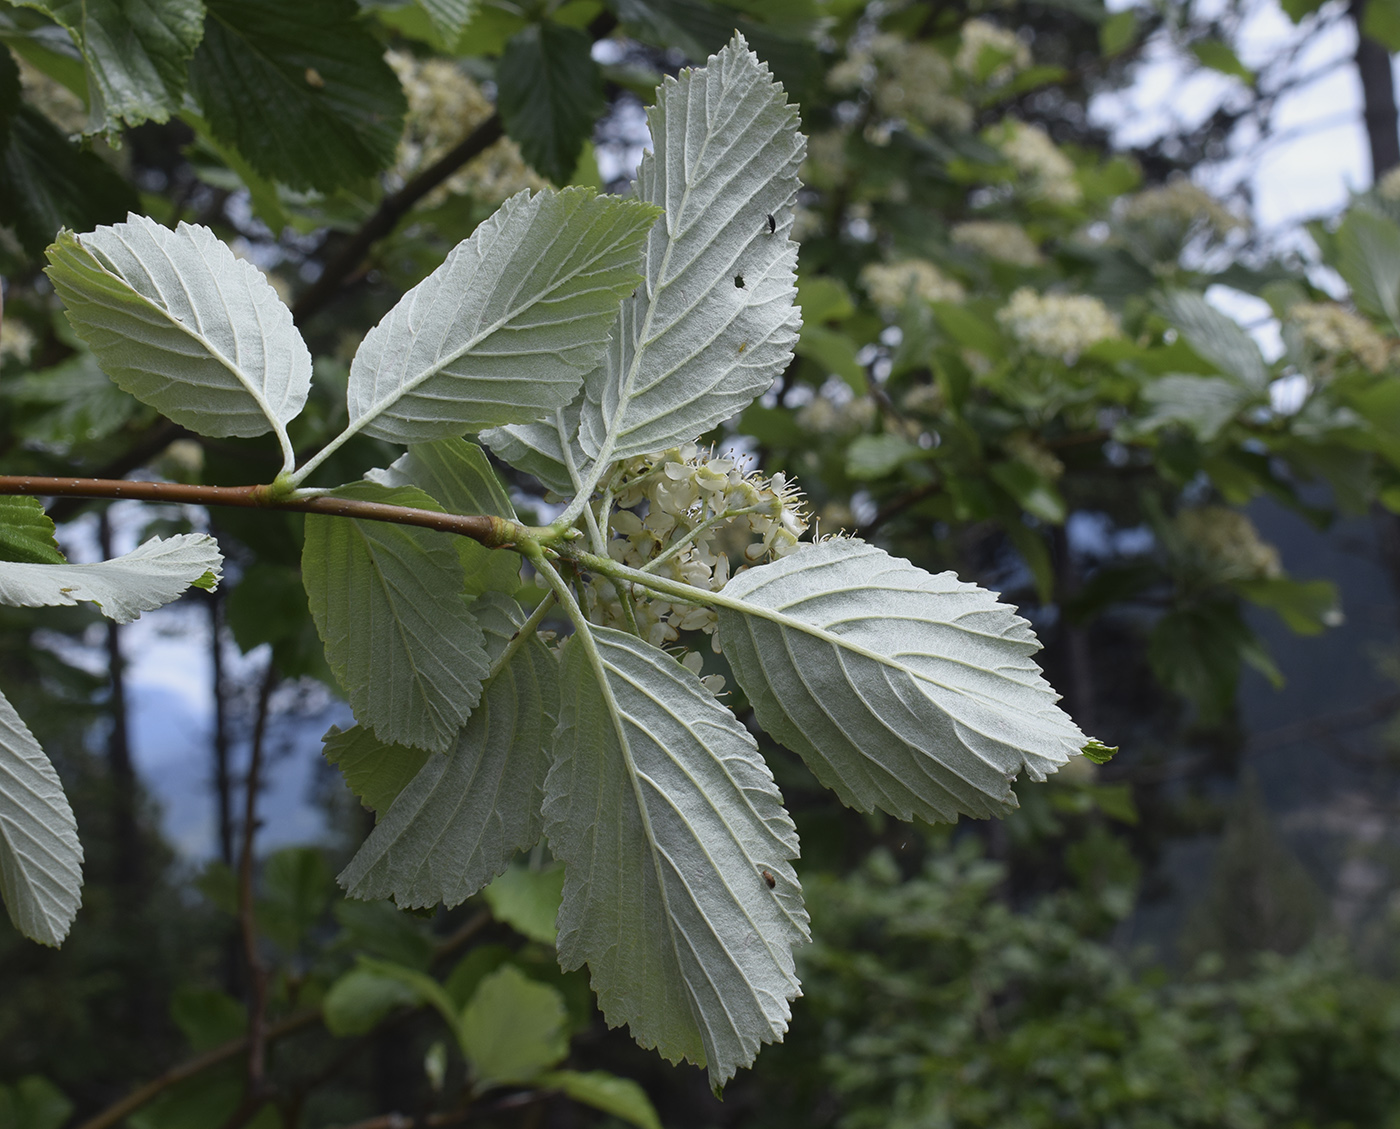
0 688 83 947
338 593 558 907
0 533 222 624
716 540 1087 823
302 482 490 754
547 625 807 1090
578 34 804 465
46 215 311 456
344 188 660 446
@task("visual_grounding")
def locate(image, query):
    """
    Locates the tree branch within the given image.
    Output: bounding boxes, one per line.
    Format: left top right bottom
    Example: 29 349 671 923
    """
73 1010 321 1129
238 660 280 1094
290 115 505 324
288 10 618 324
0 476 523 547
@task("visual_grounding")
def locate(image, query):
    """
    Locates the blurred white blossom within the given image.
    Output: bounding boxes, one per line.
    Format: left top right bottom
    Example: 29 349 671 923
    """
1176 507 1281 581
861 259 965 311
1289 301 1393 374
951 220 1043 266
955 20 1031 84
387 49 546 204
995 121 1081 205
997 287 1119 357
1119 177 1243 238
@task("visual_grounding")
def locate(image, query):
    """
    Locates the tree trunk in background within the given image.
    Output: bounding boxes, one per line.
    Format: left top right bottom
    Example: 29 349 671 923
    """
98 508 141 892
1354 1 1400 179
209 592 235 868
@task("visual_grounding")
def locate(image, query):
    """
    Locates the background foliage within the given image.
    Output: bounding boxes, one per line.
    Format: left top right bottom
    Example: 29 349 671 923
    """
6 0 1400 1125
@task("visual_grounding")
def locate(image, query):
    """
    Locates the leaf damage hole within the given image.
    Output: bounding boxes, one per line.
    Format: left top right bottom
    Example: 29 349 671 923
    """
734 273 745 289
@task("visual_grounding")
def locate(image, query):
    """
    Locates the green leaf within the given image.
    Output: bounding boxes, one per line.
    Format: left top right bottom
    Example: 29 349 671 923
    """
1235 576 1341 635
547 624 807 1089
5 350 141 446
483 401 591 498
578 34 805 464
1128 374 1256 442
323 966 421 1036
339 593 558 907
367 438 522 597
0 533 222 623
170 986 244 1051
343 188 659 445
0 687 83 947
540 1070 662 1129
1364 0 1400 50
796 275 854 324
258 846 333 950
1335 209 1400 332
225 562 331 680
46 216 311 461
1098 10 1136 56
1280 0 1326 20
13 0 204 133
323 725 431 817
459 964 568 1088
1190 39 1253 82
189 0 406 193
797 324 866 392
1149 601 1265 721
302 481 491 754
482 863 565 945
0 1076 73 1129
0 104 139 258
846 434 920 480
715 540 1086 823
1158 291 1268 390
989 460 1067 525
497 23 604 185
417 0 475 41
0 498 64 565
1081 740 1118 766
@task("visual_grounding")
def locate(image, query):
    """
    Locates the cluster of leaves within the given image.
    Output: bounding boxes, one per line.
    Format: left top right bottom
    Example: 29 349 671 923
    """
0 36 1107 1094
721 0 1400 738
5 0 1400 1122
745 831 1400 1129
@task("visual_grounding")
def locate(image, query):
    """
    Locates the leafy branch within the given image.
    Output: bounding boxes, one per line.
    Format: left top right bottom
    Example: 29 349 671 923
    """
0 36 1098 1090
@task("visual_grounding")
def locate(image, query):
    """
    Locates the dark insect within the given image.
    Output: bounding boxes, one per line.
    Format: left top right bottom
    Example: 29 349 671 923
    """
766 213 776 234
762 869 776 889
734 273 745 288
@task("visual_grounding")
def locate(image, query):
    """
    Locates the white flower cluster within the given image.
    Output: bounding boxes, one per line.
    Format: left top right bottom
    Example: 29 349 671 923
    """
950 220 1043 266
1175 507 1281 581
861 259 965 311
386 50 546 204
1289 301 1393 374
1378 166 1400 201
0 317 36 365
997 287 1119 357
584 446 810 670
955 19 1031 84
995 121 1082 205
1119 177 1242 238
830 35 973 133
796 393 878 434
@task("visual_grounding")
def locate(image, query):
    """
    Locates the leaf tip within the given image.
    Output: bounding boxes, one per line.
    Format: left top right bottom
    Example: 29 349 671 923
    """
1081 740 1119 765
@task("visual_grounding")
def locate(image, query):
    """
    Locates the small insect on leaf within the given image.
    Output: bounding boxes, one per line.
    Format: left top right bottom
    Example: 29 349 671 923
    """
305 67 325 89
738 342 748 354
761 869 776 889
767 214 776 234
